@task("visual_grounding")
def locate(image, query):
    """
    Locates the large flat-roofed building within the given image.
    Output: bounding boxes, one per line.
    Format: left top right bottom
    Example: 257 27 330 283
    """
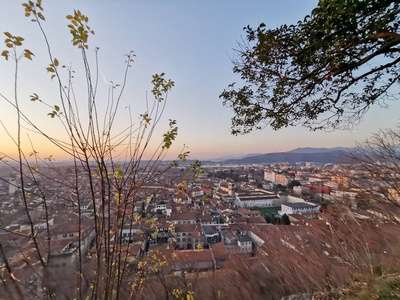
280 202 320 215
235 190 281 208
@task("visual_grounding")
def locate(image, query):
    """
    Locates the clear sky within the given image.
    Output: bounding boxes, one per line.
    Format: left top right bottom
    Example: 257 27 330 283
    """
1 0 399 161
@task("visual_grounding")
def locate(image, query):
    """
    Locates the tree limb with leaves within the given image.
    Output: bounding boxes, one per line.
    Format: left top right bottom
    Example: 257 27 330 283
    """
220 0 400 134
0 1 201 299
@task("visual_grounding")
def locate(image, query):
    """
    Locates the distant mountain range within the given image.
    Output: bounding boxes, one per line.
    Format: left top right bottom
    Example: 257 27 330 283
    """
210 153 265 162
286 147 349 154
215 147 351 164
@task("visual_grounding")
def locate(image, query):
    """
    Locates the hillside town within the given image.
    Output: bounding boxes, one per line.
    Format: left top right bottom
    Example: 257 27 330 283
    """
0 160 399 299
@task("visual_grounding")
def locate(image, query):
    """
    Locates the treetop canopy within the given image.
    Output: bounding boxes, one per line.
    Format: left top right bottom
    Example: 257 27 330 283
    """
221 0 400 134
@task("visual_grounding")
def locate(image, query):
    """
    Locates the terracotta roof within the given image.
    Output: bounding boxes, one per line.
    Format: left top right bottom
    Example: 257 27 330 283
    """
211 242 229 260
247 216 267 224
174 223 202 235
173 249 213 263
50 238 76 253
199 215 213 222
50 222 78 235
120 243 142 256
221 228 236 240
170 211 197 221
230 216 247 223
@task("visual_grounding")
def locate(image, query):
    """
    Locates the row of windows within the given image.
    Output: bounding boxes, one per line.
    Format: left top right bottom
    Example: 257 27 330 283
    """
62 233 75 238
245 202 275 207
176 238 201 243
180 233 192 236
178 220 195 224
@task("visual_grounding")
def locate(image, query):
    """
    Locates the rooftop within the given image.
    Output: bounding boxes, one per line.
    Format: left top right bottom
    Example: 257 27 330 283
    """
237 235 252 243
173 249 213 263
283 203 317 209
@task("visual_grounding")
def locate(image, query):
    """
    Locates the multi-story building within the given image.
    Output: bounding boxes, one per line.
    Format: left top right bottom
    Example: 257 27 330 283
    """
235 190 281 208
280 202 320 215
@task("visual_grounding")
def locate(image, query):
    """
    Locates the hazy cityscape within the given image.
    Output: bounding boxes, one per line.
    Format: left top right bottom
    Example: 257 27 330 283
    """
1 145 400 298
1 0 400 299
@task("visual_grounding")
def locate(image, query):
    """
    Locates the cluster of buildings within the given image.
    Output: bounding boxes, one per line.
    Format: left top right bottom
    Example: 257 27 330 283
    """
0 160 398 297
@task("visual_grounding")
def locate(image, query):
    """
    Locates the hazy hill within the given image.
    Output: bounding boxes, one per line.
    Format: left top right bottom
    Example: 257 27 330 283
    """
210 153 264 162
287 147 349 154
222 147 349 164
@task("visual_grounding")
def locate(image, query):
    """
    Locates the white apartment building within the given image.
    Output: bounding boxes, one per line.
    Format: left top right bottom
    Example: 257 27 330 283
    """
235 190 281 208
280 203 320 215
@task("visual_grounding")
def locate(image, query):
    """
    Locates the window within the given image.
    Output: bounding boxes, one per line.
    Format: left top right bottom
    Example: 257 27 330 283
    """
182 238 186 242
69 233 74 237
62 234 68 238
182 233 186 236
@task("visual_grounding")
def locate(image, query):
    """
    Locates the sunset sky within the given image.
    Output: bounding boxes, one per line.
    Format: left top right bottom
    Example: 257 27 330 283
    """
1 1 399 161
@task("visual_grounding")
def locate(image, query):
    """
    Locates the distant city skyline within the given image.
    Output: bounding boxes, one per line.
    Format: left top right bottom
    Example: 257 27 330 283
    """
1 1 399 161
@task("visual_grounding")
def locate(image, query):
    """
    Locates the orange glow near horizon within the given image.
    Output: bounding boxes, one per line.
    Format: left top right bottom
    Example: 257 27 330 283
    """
1 1 400 166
